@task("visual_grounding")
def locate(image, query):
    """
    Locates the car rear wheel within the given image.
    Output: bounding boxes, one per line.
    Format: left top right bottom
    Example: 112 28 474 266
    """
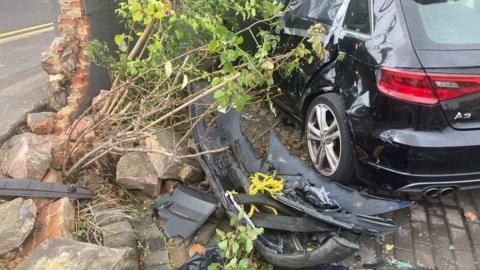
305 93 355 184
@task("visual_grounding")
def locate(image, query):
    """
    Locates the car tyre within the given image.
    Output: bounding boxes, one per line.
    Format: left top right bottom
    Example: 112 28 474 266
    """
305 93 355 184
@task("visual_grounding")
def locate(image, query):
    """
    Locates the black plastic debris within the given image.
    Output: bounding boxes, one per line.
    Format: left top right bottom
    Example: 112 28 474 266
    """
0 179 92 199
188 89 412 268
275 265 348 270
264 134 412 216
153 185 218 239
179 247 223 270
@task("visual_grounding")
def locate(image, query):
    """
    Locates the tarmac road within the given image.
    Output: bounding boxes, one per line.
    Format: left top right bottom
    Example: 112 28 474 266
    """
0 0 56 142
0 0 54 34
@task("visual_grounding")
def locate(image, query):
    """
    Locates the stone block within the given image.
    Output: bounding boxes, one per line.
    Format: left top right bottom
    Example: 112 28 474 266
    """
116 152 160 197
146 130 204 184
16 238 132 270
27 112 57 135
0 198 37 255
0 133 52 180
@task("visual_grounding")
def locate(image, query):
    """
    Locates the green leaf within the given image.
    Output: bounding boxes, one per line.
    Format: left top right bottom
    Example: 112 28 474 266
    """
236 36 244 45
145 3 155 16
216 229 226 239
232 241 240 255
133 11 144 22
223 61 235 74
181 75 189 89
175 29 185 39
114 34 124 46
245 238 254 253
114 34 127 52
129 67 138 76
226 257 238 268
239 258 250 269
208 40 219 53
165 61 173 78
208 263 222 270
211 77 223 86
218 240 228 251
213 90 225 99
154 11 164 19
215 25 229 37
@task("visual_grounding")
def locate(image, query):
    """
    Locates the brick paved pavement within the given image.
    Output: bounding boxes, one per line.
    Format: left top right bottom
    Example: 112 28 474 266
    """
341 192 480 270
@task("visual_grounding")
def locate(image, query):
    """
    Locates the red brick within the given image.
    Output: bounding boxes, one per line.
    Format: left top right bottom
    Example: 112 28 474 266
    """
68 90 88 105
75 64 90 77
58 17 75 26
23 198 75 254
27 112 56 135
70 0 84 9
64 7 83 18
72 74 88 88
71 76 88 88
77 50 90 67
77 19 91 37
45 0 92 139
55 119 72 135
57 106 80 123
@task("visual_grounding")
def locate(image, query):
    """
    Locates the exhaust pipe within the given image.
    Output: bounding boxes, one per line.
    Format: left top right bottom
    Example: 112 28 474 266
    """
423 188 439 198
440 187 455 198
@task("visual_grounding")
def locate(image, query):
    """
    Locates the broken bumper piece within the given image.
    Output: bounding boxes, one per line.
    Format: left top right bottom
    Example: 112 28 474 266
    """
0 179 92 200
191 96 411 268
153 186 218 239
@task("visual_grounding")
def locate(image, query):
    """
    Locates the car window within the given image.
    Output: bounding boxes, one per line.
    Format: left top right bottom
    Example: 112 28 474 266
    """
283 0 344 37
343 0 371 35
402 0 480 50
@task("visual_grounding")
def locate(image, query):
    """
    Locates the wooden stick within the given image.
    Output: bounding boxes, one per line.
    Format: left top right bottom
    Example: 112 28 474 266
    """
143 73 240 130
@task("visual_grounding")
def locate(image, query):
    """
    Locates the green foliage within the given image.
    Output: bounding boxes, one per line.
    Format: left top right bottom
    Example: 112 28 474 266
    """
86 0 323 129
307 23 327 60
209 211 269 270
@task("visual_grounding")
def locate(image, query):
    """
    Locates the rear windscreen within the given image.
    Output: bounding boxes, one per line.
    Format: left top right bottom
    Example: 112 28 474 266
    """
402 0 480 50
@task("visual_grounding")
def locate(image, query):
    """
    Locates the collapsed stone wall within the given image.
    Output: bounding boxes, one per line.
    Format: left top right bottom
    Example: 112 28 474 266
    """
0 3 115 264
41 0 91 135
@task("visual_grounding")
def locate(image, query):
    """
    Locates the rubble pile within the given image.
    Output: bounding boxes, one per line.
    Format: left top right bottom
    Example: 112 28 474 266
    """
116 130 205 198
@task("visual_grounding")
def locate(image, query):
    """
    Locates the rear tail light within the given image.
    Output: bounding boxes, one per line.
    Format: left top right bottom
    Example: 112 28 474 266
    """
377 68 480 105
429 73 480 101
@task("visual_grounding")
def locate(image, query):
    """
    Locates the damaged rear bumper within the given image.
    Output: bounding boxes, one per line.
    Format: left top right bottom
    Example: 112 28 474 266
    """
191 94 411 268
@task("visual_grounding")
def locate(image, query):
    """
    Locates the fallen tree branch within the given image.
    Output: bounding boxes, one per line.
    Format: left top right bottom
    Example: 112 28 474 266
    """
110 146 230 159
143 73 241 130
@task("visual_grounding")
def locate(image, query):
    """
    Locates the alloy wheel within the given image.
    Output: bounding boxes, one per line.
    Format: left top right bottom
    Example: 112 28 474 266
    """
307 103 342 176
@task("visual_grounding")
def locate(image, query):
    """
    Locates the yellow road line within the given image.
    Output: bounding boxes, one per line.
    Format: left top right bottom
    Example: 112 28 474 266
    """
0 23 54 40
0 25 54 45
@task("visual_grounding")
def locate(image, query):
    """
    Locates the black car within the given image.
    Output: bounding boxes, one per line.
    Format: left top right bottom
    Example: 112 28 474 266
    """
273 0 480 197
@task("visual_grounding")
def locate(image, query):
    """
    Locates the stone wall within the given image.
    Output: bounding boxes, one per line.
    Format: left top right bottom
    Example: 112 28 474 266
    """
42 0 91 134
40 0 122 135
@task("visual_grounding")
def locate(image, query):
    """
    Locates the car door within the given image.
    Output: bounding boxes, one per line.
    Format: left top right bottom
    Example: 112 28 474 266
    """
334 0 375 108
275 0 344 117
